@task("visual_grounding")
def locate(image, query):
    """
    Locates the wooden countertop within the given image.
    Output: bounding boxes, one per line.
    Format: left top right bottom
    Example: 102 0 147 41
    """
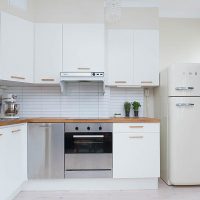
0 117 160 127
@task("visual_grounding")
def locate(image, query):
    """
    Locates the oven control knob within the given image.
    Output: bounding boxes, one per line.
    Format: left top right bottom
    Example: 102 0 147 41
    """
99 126 102 131
87 126 90 131
75 127 79 131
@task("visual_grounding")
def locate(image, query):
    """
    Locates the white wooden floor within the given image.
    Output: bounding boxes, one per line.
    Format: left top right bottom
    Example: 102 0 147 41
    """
14 180 200 200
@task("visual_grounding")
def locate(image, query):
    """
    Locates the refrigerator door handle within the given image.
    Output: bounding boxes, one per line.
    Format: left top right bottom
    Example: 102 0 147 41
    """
175 87 194 91
176 103 195 107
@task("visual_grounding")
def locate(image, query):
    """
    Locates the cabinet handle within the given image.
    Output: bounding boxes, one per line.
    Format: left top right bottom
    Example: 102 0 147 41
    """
115 81 127 84
41 78 55 82
77 68 90 70
129 126 144 129
141 81 153 84
129 136 144 139
12 129 21 133
11 76 25 80
0 133 3 136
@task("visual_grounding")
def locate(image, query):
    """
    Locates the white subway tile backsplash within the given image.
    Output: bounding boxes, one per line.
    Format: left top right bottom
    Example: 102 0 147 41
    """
5 83 144 118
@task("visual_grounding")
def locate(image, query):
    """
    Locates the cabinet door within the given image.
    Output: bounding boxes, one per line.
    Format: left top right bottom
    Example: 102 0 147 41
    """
63 24 105 72
0 124 27 200
0 12 34 83
133 30 159 86
113 132 160 178
34 23 62 84
0 130 7 200
107 30 133 86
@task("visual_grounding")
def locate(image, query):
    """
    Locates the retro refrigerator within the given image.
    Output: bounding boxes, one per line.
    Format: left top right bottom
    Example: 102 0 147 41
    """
159 63 200 185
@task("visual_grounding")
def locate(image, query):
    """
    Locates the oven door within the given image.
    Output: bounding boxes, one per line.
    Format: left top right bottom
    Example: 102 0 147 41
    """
65 132 112 154
65 132 112 178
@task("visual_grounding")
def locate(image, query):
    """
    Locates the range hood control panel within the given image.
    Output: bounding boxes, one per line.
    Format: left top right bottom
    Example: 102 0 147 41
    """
91 72 104 77
60 72 104 77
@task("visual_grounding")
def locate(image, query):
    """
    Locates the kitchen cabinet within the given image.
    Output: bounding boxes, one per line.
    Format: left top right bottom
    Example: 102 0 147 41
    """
106 29 159 87
106 30 133 86
113 123 160 179
0 128 6 200
34 23 62 84
0 12 34 83
0 123 27 200
63 24 105 72
133 30 159 86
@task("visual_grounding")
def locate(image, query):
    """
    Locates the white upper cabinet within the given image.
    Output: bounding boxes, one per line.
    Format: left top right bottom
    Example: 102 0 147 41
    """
106 30 133 86
133 30 159 86
63 24 105 72
106 29 159 87
0 12 34 83
34 23 62 84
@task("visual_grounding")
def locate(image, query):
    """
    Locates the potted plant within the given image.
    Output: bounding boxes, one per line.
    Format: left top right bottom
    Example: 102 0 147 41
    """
132 101 141 117
124 102 131 117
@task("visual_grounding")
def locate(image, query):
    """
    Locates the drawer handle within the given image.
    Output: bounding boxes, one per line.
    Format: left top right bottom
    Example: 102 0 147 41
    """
11 76 25 80
39 125 51 128
41 78 55 82
141 81 153 84
115 81 127 84
73 135 104 138
129 136 144 139
77 68 90 70
129 126 144 129
12 129 21 133
175 87 194 91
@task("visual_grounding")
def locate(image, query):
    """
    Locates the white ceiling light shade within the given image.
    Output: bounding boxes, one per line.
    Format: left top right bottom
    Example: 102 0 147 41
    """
105 0 122 23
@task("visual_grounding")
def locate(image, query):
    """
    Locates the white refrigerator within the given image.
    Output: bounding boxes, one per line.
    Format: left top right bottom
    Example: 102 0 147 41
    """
159 63 200 185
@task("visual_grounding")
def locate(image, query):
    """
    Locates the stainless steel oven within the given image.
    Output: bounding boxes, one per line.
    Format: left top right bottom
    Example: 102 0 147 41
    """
64 123 113 178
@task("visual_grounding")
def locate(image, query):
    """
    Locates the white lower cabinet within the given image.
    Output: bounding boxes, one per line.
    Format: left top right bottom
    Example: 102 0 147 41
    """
113 123 160 179
0 123 27 200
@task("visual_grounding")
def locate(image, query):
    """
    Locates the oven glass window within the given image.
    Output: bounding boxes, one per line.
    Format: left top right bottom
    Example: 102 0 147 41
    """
65 133 112 153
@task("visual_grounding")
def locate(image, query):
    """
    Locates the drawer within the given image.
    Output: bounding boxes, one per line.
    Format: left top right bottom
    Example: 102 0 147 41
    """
0 123 27 135
113 123 160 133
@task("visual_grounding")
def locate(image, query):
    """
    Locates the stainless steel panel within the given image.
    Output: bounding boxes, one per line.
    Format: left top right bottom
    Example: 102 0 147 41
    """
65 123 113 132
65 170 112 178
28 123 64 179
65 154 112 170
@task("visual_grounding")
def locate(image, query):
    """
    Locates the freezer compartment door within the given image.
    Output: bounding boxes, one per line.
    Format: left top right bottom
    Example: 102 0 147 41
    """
168 63 200 96
168 97 200 185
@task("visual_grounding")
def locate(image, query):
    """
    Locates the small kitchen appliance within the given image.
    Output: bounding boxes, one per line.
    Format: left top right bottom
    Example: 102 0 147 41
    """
1 94 20 118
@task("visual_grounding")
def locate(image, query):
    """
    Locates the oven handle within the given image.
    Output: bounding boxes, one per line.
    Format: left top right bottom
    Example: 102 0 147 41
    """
73 135 104 138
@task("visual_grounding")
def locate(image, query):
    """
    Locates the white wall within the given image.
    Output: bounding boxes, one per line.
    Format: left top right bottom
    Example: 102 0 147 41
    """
106 7 159 29
33 0 104 23
160 0 200 18
159 18 200 71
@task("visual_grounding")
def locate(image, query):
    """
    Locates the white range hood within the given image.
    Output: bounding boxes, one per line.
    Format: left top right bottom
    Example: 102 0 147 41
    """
60 72 105 94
